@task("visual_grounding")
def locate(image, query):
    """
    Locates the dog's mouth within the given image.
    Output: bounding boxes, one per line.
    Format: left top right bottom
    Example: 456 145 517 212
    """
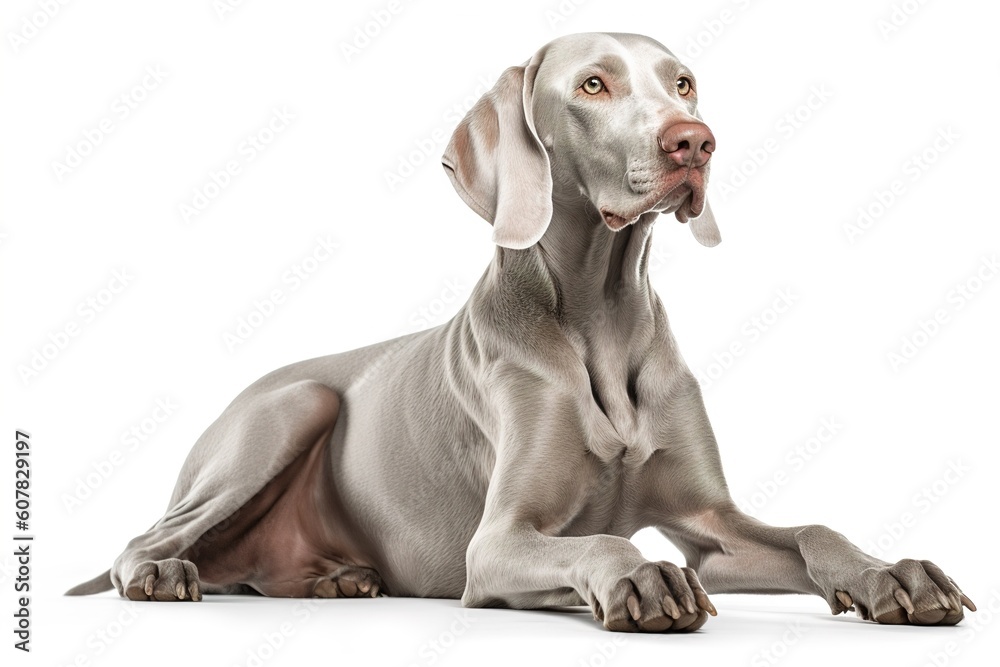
600 209 634 231
670 180 707 225
600 168 707 231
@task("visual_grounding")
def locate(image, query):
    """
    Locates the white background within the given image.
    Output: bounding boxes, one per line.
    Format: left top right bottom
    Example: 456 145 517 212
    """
2 0 999 665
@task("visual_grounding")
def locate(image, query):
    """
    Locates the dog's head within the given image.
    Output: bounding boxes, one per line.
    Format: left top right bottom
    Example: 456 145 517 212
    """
442 32 720 250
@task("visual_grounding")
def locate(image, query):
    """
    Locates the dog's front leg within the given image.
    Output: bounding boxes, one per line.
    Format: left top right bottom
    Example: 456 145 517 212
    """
634 372 976 626
463 368 716 632
670 506 976 626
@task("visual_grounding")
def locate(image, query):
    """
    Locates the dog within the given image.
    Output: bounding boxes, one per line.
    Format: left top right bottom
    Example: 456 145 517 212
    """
68 32 975 632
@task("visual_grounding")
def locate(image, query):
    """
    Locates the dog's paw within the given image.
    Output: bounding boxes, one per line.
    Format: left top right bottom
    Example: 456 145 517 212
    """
592 561 717 633
313 565 383 598
123 558 202 601
831 559 974 625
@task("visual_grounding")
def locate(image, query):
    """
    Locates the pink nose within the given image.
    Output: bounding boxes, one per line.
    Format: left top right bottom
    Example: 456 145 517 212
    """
659 122 715 168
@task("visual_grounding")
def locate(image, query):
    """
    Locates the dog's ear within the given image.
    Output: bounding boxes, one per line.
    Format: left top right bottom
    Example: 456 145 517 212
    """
442 64 552 250
687 200 721 247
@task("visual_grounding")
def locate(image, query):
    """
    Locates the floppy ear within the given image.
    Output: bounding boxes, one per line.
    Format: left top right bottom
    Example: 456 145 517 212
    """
442 64 553 249
688 200 721 247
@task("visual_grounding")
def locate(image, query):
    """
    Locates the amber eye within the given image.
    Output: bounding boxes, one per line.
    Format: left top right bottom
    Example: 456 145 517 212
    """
677 76 693 96
582 77 605 95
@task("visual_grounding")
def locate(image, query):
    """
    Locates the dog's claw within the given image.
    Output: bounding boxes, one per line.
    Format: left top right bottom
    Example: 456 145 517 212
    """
960 594 977 612
694 590 717 616
662 595 681 620
314 579 339 598
190 579 202 602
893 589 915 614
836 590 854 612
627 594 641 621
337 578 358 597
315 566 383 600
124 559 201 602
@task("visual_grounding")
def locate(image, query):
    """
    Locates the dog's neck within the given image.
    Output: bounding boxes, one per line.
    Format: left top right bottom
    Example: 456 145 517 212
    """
516 198 661 345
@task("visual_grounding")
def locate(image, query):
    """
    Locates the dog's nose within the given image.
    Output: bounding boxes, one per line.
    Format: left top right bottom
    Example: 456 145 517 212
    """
659 122 715 168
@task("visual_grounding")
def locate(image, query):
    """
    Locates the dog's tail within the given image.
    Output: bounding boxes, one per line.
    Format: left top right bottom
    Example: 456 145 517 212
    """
65 569 114 596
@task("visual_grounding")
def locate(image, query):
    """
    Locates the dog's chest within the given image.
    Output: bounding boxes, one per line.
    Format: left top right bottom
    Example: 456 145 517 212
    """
569 318 663 463
581 378 659 466
558 453 650 537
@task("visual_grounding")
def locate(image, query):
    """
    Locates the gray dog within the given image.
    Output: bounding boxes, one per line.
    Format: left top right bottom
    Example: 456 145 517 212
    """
69 32 975 632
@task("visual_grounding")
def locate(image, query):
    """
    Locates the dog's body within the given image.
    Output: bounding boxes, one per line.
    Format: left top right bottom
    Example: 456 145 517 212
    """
69 33 974 632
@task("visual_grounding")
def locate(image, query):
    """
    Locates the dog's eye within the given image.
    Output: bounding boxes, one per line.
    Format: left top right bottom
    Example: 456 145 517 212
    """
677 76 693 96
582 77 605 95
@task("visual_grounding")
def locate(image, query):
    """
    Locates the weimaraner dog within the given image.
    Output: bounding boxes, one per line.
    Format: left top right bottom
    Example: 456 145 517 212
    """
69 32 975 632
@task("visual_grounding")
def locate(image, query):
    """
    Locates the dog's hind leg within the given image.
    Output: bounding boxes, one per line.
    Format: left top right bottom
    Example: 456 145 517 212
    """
105 379 347 601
